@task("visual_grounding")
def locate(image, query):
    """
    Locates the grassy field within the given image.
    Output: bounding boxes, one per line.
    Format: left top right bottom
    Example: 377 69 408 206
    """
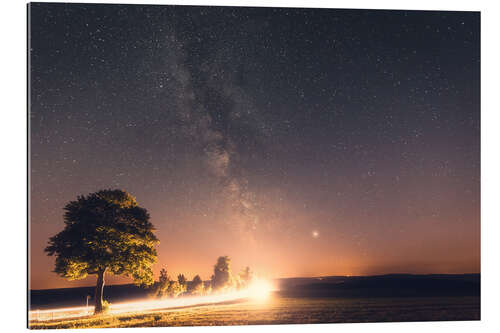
29 295 480 329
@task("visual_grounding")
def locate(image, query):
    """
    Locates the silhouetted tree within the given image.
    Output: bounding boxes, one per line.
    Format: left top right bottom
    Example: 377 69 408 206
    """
153 268 171 298
159 268 170 284
152 269 188 298
170 281 184 297
233 274 243 290
211 256 234 291
175 273 187 296
203 281 212 295
239 266 253 286
187 274 204 295
177 274 187 287
45 190 159 314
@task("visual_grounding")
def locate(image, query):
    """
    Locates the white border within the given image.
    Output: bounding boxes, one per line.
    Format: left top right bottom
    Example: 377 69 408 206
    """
1 0 499 332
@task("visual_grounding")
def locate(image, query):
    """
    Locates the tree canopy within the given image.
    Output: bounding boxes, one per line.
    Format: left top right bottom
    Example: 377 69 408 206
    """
211 256 234 291
177 274 187 287
187 274 204 295
45 189 159 313
152 268 187 298
239 266 253 287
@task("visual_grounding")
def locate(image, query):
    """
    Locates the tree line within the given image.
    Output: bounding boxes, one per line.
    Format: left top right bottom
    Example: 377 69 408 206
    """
44 189 253 314
151 257 253 298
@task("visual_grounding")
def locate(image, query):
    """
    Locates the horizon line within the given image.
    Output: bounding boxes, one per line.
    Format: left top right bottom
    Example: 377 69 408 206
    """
30 271 480 291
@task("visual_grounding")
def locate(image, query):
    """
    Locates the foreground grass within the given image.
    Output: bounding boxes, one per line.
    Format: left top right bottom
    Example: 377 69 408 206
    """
29 296 480 329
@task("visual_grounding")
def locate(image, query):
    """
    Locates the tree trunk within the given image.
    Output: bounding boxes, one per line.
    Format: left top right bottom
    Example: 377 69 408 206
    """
94 269 106 314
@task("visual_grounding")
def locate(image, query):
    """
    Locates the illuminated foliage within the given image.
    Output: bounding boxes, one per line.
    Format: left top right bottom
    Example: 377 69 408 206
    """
151 258 252 299
45 189 159 313
166 281 185 297
152 268 171 298
152 268 187 298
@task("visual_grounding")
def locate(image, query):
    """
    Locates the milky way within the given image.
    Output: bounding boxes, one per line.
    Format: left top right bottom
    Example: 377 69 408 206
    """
29 4 480 289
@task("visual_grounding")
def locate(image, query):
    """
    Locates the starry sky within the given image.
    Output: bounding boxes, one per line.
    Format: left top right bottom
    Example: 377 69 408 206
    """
29 3 480 290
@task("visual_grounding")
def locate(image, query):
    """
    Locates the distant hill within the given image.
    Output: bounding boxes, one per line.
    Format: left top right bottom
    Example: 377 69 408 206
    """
277 274 480 298
30 284 151 310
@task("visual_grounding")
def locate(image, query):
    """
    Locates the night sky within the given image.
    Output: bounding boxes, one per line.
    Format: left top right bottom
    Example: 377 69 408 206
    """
29 3 480 290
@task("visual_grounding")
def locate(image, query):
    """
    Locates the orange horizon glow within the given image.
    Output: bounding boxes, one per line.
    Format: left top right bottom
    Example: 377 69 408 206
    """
30 206 480 290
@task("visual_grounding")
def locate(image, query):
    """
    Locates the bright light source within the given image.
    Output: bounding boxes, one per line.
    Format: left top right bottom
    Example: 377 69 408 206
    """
30 279 279 322
248 279 273 301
